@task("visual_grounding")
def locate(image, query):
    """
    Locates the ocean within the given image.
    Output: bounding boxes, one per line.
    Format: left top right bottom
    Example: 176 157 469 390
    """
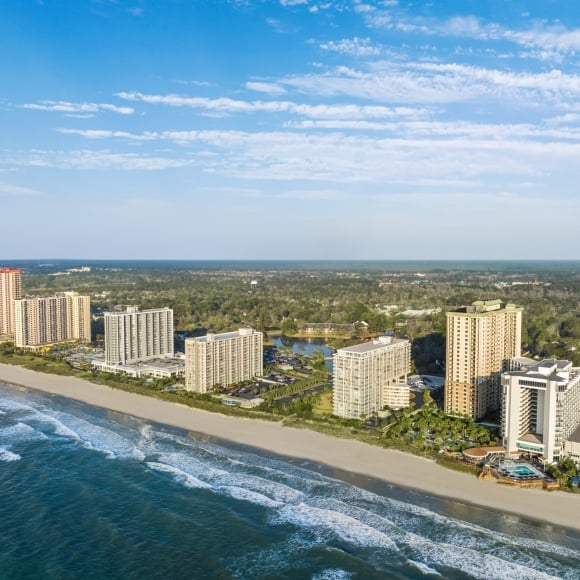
1 383 579 580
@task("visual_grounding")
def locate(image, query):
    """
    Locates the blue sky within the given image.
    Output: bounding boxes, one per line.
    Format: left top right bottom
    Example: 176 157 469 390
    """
1 0 580 259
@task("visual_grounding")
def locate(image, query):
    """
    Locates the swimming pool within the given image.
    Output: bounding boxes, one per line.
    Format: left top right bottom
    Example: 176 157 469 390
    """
497 461 543 479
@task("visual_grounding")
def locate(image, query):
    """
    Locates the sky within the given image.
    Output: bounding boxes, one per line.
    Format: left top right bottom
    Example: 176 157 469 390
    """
1 0 580 260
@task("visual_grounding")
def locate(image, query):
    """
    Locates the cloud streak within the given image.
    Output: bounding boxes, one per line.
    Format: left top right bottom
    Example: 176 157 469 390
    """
0 182 44 196
21 100 134 115
115 90 433 120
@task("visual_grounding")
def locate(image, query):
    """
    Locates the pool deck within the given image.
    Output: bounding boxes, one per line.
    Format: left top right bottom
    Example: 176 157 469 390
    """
490 461 555 488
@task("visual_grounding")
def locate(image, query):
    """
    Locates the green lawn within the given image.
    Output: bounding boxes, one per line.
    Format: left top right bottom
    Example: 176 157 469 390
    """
313 390 333 416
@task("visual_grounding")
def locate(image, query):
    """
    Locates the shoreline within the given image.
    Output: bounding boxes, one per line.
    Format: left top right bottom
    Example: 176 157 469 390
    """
1 363 580 533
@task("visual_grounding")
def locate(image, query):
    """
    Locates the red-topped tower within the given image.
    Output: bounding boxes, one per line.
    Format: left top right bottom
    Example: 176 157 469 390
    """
0 268 22 336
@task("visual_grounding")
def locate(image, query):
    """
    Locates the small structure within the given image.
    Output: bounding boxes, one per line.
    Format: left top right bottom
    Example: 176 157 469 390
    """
92 357 185 378
218 394 264 409
463 446 506 465
383 382 410 410
300 322 356 335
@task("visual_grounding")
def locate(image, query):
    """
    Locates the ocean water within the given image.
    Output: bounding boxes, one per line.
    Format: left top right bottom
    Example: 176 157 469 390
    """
1 385 579 580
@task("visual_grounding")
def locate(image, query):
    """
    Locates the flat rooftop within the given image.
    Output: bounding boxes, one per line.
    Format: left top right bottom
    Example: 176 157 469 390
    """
188 328 258 343
507 359 573 382
337 337 408 355
448 299 522 315
519 432 544 445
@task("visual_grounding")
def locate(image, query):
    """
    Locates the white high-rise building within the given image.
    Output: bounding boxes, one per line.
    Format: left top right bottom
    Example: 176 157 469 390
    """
501 359 580 463
185 328 263 392
0 268 22 336
13 292 91 348
104 306 174 365
445 299 522 420
333 336 411 419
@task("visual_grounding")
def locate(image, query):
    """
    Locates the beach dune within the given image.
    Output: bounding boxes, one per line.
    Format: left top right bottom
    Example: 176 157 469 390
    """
1 362 579 532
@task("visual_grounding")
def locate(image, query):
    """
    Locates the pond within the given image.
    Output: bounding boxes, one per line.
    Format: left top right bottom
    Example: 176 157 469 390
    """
270 336 334 371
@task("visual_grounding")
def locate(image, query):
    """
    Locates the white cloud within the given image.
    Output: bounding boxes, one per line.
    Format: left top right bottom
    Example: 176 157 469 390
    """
48 127 580 186
0 182 43 196
21 100 134 115
362 8 580 62
354 4 375 14
174 79 212 87
505 24 580 54
280 0 308 5
265 17 299 34
115 90 433 120
281 62 580 106
320 37 380 56
57 128 157 141
7 150 193 171
245 81 287 95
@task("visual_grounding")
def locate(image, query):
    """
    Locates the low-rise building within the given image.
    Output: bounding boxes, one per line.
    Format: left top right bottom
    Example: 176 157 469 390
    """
383 382 411 410
92 356 185 379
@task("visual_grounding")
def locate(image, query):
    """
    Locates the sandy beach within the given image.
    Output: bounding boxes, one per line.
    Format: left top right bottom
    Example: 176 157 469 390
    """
1 362 579 532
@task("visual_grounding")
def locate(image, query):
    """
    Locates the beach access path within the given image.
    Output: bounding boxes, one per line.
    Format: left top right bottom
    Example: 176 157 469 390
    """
1 362 579 532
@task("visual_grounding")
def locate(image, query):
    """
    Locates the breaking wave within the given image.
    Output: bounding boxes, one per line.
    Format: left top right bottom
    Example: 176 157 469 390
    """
1 386 579 579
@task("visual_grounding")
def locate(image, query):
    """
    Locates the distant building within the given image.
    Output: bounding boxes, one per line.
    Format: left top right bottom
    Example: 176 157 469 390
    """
0 268 22 336
445 299 522 420
13 292 91 348
502 359 580 464
300 322 356 335
104 306 174 365
333 336 411 419
185 327 263 393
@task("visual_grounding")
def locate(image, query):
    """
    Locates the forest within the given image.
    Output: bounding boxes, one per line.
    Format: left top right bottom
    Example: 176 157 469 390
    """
18 260 580 371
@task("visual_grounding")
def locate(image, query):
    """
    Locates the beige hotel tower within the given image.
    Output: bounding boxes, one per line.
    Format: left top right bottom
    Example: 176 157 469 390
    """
13 292 91 348
445 299 522 420
185 328 263 393
0 268 22 336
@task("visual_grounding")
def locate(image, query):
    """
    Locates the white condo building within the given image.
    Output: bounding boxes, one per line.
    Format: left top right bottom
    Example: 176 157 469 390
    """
333 336 411 419
0 268 22 336
501 359 580 464
13 292 91 348
104 306 174 365
185 328 263 393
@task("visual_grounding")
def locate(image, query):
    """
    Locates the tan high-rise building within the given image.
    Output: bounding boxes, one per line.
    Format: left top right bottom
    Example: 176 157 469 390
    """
333 336 411 419
445 299 522 420
13 292 91 348
185 328 263 392
0 268 22 336
104 306 174 365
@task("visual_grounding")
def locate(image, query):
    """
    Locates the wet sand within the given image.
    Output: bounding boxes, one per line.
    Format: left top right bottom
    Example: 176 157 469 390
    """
1 362 579 532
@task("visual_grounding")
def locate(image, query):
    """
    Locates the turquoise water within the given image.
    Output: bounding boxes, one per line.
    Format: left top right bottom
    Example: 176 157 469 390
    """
1 383 579 579
514 466 536 476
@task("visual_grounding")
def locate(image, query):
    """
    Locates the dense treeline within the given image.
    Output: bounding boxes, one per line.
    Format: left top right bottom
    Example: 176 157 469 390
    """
20 264 580 367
